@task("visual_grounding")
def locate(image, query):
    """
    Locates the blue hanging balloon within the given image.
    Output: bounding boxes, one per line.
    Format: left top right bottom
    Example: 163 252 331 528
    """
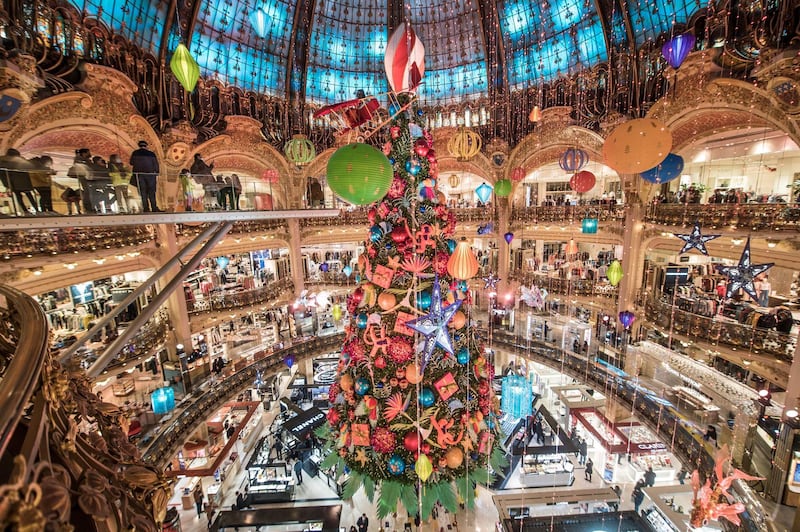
447 239 457 253
405 157 422 176
458 281 468 291
216 256 230 269
284 354 295 368
320 263 329 272
416 290 432 311
343 265 353 277
419 387 435 407
475 183 493 204
356 313 368 329
641 153 684 184
457 347 470 364
370 225 383 243
388 455 406 475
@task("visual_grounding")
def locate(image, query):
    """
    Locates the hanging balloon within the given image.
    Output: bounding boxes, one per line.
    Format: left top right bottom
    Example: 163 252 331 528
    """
284 355 295 368
170 44 200 92
559 148 589 172
618 310 636 329
581 218 598 234
415 454 433 482
528 106 542 123
343 265 353 277
261 168 280 184
511 166 526 182
332 304 342 321
284 134 316 166
327 143 394 205
569 171 596 193
662 33 696 69
606 259 623 287
447 127 482 161
216 256 230 269
447 238 480 280
602 119 672 175
320 262 330 272
249 6 271 38
475 183 493 204
504 232 514 244
494 179 512 198
385 22 425 94
640 153 684 184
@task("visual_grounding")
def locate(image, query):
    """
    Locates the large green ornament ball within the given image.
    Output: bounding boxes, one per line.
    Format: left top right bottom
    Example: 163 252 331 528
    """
326 143 394 205
494 178 512 198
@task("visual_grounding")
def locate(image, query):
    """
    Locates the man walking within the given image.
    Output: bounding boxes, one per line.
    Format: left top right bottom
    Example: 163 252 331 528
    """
584 458 593 482
129 140 161 212
294 458 304 486
357 513 369 532
578 438 588 465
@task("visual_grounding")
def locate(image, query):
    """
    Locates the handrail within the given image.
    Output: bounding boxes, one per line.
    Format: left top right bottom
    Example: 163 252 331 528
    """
0 285 49 458
510 204 623 225
187 278 294 315
644 202 800 232
508 270 619 298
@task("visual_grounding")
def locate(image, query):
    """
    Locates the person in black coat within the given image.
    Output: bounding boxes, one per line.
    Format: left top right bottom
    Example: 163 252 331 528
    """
129 140 161 212
584 458 593 481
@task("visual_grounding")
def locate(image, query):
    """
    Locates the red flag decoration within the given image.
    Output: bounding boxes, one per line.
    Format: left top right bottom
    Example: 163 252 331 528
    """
385 22 425 94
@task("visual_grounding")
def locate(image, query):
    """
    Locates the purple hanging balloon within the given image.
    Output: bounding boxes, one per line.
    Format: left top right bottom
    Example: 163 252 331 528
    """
618 310 636 329
662 33 696 69
320 263 329 272
284 354 295 368
504 232 514 244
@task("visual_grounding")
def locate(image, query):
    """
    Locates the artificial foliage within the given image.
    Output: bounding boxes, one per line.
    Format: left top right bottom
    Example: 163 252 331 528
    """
322 96 504 519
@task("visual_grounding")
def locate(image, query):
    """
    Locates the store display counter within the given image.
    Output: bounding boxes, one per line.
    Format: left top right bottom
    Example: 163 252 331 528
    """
520 454 574 487
631 453 676 482
248 470 294 503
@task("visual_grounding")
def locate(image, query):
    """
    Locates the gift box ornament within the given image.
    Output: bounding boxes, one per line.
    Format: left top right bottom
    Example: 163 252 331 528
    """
435 372 458 400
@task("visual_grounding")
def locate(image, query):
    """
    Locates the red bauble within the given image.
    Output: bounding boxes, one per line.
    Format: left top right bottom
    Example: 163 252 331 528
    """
426 149 437 163
374 356 387 369
387 175 407 199
433 252 449 276
367 208 377 224
388 336 413 364
391 225 409 244
372 427 396 454
344 338 367 363
569 170 596 193
390 126 401 139
352 287 364 305
327 409 340 425
414 139 430 157
421 443 431 454
403 431 422 452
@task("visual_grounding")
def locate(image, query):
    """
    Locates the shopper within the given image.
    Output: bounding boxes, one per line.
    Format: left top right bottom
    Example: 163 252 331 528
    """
129 140 161 212
108 154 132 213
193 484 204 518
235 490 246 510
632 484 645 513
584 458 593 482
677 468 687 485
67 148 93 214
29 155 55 212
357 513 369 532
230 173 242 210
578 438 587 465
0 148 37 213
644 466 656 487
294 458 304 485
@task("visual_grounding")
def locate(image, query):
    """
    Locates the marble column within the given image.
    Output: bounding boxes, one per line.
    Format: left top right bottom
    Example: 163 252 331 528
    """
287 219 305 297
155 224 192 357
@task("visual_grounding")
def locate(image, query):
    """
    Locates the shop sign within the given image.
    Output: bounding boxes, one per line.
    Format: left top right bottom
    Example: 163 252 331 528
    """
284 408 326 437
635 442 667 452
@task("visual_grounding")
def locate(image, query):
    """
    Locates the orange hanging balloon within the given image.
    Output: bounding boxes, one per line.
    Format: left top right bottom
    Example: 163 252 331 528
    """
447 238 479 280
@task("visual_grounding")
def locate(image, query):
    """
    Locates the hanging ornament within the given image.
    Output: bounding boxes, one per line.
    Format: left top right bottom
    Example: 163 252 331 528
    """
715 237 774 301
170 43 200 92
261 168 280 184
662 33 696 69
415 454 433 482
448 127 482 161
385 22 425 94
565 239 578 255
618 310 636 329
475 182 493 204
284 355 295 368
332 304 342 321
343 265 353 277
285 134 316 166
569 171 596 193
603 119 672 175
494 179 512 198
511 166 526 182
559 148 588 172
216 256 230 269
581 218 598 234
327 143 393 205
405 157 422 176
249 6 271 38
503 232 514 244
528 106 542 123
482 273 501 291
606 259 623 287
447 239 479 280
641 153 684 184
405 277 461 372
674 222 721 255
448 173 460 188
520 285 547 310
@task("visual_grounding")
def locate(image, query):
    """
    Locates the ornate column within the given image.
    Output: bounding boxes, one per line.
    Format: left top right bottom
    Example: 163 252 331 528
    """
155 224 192 356
616 198 645 316
287 219 305 296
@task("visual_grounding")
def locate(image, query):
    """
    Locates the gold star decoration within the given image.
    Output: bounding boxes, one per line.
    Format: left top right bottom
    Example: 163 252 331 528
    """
355 448 369 466
386 255 402 270
460 436 474 453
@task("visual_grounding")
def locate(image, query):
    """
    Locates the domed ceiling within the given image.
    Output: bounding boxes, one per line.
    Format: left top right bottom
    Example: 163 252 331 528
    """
71 0 698 105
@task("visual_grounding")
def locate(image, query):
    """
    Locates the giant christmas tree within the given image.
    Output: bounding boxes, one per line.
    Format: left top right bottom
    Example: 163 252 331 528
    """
318 94 504 519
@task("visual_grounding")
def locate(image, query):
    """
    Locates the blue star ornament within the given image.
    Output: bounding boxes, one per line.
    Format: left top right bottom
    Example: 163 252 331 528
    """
406 277 461 372
482 273 501 291
674 222 721 255
715 237 773 301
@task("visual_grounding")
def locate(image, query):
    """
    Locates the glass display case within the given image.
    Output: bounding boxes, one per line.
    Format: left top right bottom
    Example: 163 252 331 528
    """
245 437 294 503
520 453 574 487
631 453 676 482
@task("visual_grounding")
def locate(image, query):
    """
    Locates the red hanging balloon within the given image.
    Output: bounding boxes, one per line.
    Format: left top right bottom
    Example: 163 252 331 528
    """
261 169 280 184
511 166 525 182
569 170 596 193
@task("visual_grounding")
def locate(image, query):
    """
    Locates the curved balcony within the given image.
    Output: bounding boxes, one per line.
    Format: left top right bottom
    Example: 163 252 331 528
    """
644 203 800 231
299 207 495 230
509 270 619 299
177 219 288 237
0 284 170 531
510 204 623 226
0 225 154 259
644 297 796 360
187 278 294 315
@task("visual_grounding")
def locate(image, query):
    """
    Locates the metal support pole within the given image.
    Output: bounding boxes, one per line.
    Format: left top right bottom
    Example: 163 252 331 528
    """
60 222 224 363
87 222 233 377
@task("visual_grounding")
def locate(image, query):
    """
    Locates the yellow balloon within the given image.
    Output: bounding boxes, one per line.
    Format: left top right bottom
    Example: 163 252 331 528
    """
415 454 433 482
602 119 672 175
332 304 342 321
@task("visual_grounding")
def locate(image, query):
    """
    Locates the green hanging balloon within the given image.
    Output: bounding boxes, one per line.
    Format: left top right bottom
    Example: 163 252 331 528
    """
415 454 433 482
170 44 200 93
606 259 623 287
327 143 394 205
494 178 512 198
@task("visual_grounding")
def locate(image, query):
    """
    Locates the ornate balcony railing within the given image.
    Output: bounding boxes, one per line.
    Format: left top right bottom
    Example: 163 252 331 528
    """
644 203 800 231
0 225 154 259
176 219 288 238
187 278 294 315
509 270 619 299
0 285 171 531
299 207 495 230
510 204 623 226
644 297 796 360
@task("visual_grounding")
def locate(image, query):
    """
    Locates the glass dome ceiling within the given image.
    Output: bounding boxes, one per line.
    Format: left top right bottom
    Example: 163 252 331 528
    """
70 0 699 105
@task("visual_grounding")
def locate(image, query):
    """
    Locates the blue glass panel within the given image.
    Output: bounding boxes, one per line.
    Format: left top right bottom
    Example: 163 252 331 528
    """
68 0 165 54
627 0 700 44
305 66 385 103
422 62 489 104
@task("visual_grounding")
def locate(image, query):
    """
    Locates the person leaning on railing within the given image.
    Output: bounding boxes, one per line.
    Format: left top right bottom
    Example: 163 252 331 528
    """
129 140 162 212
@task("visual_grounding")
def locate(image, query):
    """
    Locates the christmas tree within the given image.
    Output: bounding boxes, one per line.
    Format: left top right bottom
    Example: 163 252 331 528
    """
318 95 505 519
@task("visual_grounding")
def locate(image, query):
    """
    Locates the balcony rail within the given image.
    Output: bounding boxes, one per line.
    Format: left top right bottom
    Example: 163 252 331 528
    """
510 204 623 226
177 219 287 238
644 297 796 360
644 203 800 231
0 284 170 531
299 207 495 230
187 278 294 315
0 225 153 259
509 270 619 298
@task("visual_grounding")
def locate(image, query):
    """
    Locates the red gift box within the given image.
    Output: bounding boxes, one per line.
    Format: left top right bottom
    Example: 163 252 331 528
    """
434 372 458 400
351 423 370 446
394 311 415 336
372 264 394 289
